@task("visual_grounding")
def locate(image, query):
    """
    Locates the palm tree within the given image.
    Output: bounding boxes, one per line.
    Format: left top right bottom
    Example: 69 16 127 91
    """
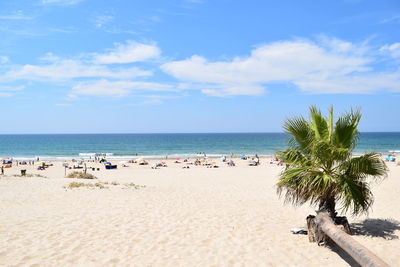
276 106 387 219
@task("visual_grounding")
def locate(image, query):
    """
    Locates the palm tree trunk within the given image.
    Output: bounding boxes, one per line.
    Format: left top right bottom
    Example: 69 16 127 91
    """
318 197 336 218
308 197 352 244
316 212 389 267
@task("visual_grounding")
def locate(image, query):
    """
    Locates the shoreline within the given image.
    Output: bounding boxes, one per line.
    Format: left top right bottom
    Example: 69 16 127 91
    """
3 150 397 162
3 153 275 162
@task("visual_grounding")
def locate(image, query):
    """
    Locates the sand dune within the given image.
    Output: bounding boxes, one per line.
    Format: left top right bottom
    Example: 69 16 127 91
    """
0 160 399 266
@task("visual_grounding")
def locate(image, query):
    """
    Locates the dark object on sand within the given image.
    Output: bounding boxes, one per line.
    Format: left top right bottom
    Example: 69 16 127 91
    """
105 164 117 170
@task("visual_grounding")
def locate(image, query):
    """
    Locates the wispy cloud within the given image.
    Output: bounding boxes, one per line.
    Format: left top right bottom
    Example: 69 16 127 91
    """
381 14 400 24
48 27 77 34
332 13 376 25
0 56 9 64
0 11 33 20
70 79 177 97
130 94 183 106
94 15 114 28
186 0 203 3
55 103 72 107
0 85 25 97
0 92 13 97
0 85 25 91
380 43 400 58
162 37 400 96
0 41 169 100
0 10 41 38
341 0 364 4
4 58 151 82
93 41 160 64
40 0 83 5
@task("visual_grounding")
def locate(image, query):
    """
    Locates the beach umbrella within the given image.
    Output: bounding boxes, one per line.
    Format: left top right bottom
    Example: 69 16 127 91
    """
35 161 45 166
136 158 144 162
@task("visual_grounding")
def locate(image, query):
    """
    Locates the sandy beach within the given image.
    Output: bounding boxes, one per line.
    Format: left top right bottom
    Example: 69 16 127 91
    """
0 158 399 266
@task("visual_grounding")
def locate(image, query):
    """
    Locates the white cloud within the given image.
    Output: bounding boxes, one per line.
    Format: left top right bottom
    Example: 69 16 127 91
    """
0 41 165 99
4 59 151 82
71 79 177 97
162 38 400 96
93 41 160 64
380 43 400 58
41 0 83 5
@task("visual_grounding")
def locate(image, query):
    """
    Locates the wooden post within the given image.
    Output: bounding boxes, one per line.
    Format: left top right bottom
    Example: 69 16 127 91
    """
315 212 390 267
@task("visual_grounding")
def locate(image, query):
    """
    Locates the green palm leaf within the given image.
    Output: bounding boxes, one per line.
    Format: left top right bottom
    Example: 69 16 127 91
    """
276 106 387 217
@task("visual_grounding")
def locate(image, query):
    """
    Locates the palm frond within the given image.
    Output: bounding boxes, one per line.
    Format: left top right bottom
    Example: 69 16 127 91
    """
333 108 361 149
309 105 329 140
276 106 387 216
283 117 313 151
337 174 373 215
341 153 388 178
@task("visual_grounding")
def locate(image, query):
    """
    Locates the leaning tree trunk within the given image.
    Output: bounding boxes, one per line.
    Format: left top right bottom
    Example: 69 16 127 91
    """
307 198 351 245
307 213 351 245
312 212 390 267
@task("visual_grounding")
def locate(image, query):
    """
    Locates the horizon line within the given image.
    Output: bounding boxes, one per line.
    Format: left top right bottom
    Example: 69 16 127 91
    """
1 131 400 135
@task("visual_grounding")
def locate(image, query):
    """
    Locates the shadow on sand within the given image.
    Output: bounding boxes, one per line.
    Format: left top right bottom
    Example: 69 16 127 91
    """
324 218 400 266
326 243 360 267
351 218 400 240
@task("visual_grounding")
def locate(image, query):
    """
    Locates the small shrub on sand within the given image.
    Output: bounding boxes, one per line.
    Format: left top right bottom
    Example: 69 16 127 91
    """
66 171 97 179
11 174 47 178
65 182 105 189
64 181 145 190
124 183 146 189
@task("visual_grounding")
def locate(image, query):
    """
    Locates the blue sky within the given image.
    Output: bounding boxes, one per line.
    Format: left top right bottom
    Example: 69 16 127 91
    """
0 0 399 133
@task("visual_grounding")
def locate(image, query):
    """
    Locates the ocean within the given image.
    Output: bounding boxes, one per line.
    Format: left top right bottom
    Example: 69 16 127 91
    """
0 132 399 160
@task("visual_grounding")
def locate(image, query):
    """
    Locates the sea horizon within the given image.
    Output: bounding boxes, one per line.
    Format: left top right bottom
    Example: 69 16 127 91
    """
1 132 399 160
1 131 400 135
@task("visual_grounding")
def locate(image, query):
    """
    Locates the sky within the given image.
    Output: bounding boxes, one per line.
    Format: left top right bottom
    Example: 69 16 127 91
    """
0 0 399 133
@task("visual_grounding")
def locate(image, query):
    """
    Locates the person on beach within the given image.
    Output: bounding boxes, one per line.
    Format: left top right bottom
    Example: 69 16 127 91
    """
1 166 4 175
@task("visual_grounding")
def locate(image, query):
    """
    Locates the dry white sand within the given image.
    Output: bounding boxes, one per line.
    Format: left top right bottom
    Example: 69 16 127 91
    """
0 159 399 266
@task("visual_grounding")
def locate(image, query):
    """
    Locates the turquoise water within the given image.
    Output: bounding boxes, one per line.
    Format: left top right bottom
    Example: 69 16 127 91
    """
0 133 399 160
